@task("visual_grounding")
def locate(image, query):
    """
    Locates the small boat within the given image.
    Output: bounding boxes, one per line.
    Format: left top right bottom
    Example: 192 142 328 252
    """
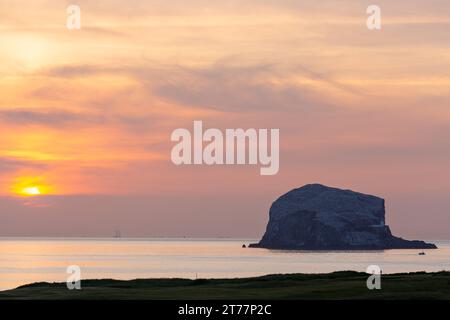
418 252 426 256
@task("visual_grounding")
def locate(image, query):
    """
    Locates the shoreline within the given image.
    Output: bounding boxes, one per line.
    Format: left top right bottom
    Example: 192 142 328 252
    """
1 271 450 300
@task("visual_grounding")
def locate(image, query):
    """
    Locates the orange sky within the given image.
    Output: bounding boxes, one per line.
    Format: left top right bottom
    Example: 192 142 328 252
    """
1 0 450 238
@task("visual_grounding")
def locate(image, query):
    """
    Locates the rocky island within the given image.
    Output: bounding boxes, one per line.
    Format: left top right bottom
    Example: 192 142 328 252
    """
250 184 436 250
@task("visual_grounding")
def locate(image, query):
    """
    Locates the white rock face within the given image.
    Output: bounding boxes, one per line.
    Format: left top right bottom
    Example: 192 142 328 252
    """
251 184 436 250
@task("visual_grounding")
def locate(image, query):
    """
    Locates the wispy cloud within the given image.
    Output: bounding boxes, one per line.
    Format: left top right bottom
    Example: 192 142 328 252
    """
0 109 102 127
0 108 166 132
0 157 48 173
39 61 358 113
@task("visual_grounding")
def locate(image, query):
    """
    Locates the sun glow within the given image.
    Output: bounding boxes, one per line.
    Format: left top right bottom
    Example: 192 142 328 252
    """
21 186 41 196
2 35 53 69
11 177 52 197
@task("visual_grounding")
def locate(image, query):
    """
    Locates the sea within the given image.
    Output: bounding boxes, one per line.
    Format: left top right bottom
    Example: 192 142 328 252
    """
0 238 449 291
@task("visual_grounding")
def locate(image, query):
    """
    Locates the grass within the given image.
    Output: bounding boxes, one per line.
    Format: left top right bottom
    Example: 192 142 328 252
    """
1 271 450 300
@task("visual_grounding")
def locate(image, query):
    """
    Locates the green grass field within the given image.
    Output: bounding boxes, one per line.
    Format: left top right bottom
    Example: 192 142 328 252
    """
1 271 450 300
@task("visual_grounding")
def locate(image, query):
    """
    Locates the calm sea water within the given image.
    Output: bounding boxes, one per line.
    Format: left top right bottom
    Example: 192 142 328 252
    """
0 238 449 291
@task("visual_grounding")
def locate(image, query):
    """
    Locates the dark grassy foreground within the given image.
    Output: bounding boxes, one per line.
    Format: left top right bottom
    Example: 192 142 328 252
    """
1 271 450 300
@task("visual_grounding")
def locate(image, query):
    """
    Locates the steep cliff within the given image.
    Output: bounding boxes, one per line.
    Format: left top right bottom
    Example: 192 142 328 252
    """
250 184 436 250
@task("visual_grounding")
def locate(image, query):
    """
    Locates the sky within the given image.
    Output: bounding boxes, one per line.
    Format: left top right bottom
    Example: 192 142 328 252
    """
0 0 449 238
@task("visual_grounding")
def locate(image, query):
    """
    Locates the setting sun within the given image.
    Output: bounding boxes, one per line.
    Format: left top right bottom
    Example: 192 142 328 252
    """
21 186 41 196
11 177 52 197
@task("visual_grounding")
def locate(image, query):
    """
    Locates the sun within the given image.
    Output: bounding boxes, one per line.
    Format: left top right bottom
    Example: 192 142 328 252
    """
21 186 41 196
11 176 52 197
